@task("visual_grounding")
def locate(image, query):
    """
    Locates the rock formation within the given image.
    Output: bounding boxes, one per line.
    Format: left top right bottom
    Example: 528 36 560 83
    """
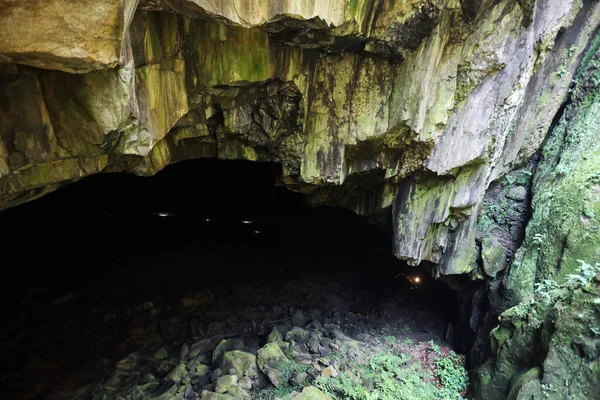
2 0 599 278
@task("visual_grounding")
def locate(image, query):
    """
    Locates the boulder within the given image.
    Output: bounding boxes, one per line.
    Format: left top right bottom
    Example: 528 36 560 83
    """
220 350 259 380
256 343 291 388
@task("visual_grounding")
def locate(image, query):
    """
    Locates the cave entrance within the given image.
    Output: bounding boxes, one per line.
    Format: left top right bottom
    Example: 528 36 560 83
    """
0 158 463 400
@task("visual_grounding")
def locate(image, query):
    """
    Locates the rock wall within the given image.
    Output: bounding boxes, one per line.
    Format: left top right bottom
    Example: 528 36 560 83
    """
471 29 600 399
1 0 600 277
474 272 600 400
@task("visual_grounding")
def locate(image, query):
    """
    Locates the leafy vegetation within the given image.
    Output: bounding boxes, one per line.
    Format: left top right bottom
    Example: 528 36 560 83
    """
313 349 468 400
566 260 600 286
434 351 469 395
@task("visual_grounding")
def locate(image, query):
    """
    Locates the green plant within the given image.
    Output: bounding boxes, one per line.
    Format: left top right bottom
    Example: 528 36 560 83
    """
566 260 600 286
557 65 568 78
314 350 466 400
256 361 308 399
434 351 469 395
384 335 396 343
427 340 440 355
532 233 546 245
504 175 517 185
534 279 559 301
516 169 533 186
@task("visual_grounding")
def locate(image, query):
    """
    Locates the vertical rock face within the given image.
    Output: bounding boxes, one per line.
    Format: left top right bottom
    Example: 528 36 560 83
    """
1 0 600 278
471 30 600 400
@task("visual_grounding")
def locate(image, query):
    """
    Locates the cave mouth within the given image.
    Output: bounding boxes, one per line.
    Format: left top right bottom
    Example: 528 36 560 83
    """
0 158 463 400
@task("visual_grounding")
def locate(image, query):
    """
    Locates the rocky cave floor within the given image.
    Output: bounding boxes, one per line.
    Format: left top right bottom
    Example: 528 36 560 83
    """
0 222 468 400
0 161 469 400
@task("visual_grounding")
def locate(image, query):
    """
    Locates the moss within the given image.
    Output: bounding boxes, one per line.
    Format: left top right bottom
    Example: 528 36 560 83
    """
503 34 600 304
184 18 281 88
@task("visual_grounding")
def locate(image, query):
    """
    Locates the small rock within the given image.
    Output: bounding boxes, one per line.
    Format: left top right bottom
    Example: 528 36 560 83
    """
190 320 204 337
257 343 291 388
105 371 129 391
153 393 176 400
289 372 308 386
285 327 309 342
322 366 338 378
215 375 237 393
184 384 197 400
347 347 357 359
238 376 252 390
180 343 190 363
190 337 219 359
267 328 284 344
142 374 157 384
289 386 331 399
482 237 507 278
307 332 321 354
116 353 138 371
156 360 177 376
292 309 310 327
212 338 245 364
220 350 258 379
166 364 188 383
318 345 331 358
507 186 528 201
201 391 232 400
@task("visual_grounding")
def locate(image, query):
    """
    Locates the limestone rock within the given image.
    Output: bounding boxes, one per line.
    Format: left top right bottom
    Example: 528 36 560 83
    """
219 350 258 380
506 186 528 202
0 0 136 72
474 276 600 400
201 391 232 400
1 0 600 281
503 38 600 306
215 375 237 394
280 386 331 400
256 343 290 388
481 238 506 279
165 364 187 383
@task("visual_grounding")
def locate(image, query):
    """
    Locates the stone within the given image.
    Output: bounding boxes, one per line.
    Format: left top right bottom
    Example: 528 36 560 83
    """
289 372 308 386
219 351 258 380
256 343 291 388
212 338 245 365
474 276 600 399
215 375 237 394
285 327 310 343
189 338 218 359
481 238 506 278
291 309 310 327
288 386 331 400
0 0 135 72
238 376 252 390
506 186 528 202
179 343 190 363
201 391 232 400
321 366 338 378
165 364 188 383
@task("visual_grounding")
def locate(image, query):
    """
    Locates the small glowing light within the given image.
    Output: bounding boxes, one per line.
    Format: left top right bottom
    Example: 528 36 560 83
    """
254 230 263 234
414 276 421 283
157 213 169 217
204 218 215 222
241 220 254 224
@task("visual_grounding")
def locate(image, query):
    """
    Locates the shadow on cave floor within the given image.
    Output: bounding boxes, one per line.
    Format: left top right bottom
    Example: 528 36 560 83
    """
0 159 463 400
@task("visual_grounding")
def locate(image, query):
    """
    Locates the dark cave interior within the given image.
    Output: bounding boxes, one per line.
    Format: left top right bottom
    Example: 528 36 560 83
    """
0 158 465 399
